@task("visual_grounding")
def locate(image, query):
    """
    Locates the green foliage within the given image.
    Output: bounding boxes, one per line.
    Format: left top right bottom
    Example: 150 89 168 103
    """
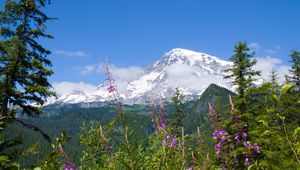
0 0 55 117
170 87 184 137
270 67 280 95
3 105 158 167
0 0 55 167
184 84 235 134
38 132 70 169
246 83 300 169
79 121 114 169
224 42 261 112
1 30 300 169
113 127 146 170
145 118 191 169
3 81 300 169
0 132 22 169
287 50 300 90
217 42 299 169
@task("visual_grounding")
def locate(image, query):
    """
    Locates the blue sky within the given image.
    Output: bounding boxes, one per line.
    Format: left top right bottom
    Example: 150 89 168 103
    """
1 0 300 90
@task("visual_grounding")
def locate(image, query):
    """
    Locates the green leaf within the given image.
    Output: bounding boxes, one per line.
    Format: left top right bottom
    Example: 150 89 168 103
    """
276 113 285 121
258 120 268 127
266 108 275 114
271 94 280 103
293 127 300 138
247 164 255 170
281 84 293 94
0 155 9 163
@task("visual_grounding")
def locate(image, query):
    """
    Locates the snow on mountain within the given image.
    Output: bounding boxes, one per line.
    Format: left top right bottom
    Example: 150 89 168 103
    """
45 48 233 105
125 48 233 102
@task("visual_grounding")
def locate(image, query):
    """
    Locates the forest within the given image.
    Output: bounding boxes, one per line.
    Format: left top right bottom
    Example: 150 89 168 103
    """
1 0 300 170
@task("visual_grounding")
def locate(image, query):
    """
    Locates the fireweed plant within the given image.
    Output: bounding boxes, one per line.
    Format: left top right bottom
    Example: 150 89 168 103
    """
211 96 261 169
146 101 186 169
37 58 299 169
101 59 194 169
103 58 146 169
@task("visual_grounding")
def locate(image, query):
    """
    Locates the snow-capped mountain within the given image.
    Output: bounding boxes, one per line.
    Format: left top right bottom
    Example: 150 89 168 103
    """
45 48 233 105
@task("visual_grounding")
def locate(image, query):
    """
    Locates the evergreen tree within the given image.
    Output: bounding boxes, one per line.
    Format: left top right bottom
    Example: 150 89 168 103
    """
0 0 54 167
224 42 261 112
245 83 300 169
171 87 184 137
270 67 279 94
287 50 300 90
0 0 55 118
215 42 261 168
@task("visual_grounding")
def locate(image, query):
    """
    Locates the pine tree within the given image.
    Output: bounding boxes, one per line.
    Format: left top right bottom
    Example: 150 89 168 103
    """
216 42 261 168
270 67 279 94
0 1 55 167
287 50 300 90
171 87 184 137
0 0 55 118
224 42 261 112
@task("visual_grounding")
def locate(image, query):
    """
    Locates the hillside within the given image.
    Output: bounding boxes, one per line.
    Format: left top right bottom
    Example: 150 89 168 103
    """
5 83 234 167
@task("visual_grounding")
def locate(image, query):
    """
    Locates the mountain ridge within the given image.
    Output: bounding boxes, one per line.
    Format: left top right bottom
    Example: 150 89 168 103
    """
45 48 234 105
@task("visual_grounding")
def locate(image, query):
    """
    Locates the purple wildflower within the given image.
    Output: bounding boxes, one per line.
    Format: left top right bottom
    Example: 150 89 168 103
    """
244 156 250 166
243 141 251 149
253 143 260 154
172 136 177 142
215 142 222 149
186 168 192 170
242 132 248 139
213 130 229 141
159 117 166 123
220 135 226 142
107 85 116 93
235 133 241 144
169 136 177 147
162 140 167 146
159 123 166 129
170 142 176 147
165 133 171 139
213 131 218 139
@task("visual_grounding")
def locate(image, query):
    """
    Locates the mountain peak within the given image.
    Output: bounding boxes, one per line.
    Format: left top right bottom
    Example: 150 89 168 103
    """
168 48 197 55
46 48 234 106
163 48 232 67
166 48 205 59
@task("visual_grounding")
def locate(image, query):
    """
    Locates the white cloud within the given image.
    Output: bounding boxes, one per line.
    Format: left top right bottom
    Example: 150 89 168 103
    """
80 64 143 81
247 42 288 82
80 64 102 75
249 42 261 51
166 63 226 90
110 66 144 82
107 65 144 95
79 64 144 95
54 50 90 57
52 82 96 95
277 65 290 82
254 56 290 82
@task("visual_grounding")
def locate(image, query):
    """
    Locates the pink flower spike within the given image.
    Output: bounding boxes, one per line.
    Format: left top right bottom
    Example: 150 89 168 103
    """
165 133 171 139
162 140 167 146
